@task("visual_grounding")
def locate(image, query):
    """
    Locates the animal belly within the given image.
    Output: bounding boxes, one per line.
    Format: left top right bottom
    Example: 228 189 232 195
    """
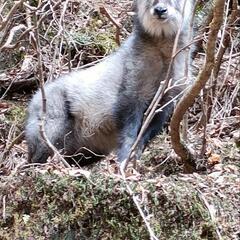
74 116 118 155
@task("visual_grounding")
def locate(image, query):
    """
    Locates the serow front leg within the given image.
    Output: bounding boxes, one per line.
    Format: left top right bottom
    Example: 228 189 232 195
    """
117 104 144 172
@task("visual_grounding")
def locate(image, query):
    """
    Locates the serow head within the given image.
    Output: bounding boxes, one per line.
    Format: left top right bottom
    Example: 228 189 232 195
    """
136 0 193 38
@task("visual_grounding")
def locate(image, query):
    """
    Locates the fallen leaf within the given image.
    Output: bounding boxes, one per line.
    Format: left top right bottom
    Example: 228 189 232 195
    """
208 154 221 165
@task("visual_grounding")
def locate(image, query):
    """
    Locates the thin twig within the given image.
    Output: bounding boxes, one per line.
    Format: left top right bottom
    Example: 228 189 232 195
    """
32 7 70 168
120 169 159 240
0 0 25 31
100 6 122 46
197 188 223 240
121 0 191 171
170 0 226 172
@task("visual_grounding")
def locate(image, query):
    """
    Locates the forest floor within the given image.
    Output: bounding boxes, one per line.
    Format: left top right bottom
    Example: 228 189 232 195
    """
0 0 239 239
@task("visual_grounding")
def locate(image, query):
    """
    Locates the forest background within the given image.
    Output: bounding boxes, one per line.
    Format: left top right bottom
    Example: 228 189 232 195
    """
0 0 239 239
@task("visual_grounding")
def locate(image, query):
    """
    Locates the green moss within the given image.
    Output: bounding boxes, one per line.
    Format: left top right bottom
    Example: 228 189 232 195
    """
0 171 220 240
5 105 26 125
73 31 117 54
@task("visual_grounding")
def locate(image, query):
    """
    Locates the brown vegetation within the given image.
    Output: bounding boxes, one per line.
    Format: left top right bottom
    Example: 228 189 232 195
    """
0 0 239 239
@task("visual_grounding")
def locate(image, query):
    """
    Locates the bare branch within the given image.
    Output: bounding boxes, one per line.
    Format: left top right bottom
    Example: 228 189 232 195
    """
121 0 193 171
0 0 25 31
100 6 122 46
120 169 159 240
32 7 70 168
170 0 226 173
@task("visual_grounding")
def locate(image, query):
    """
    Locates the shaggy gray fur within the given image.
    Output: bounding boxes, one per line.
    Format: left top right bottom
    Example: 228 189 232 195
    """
25 0 194 166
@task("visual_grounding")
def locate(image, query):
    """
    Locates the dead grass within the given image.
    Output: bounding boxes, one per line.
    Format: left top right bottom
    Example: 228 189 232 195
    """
0 0 239 239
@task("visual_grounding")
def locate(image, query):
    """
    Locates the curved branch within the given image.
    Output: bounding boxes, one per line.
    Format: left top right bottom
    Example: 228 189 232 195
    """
170 0 226 173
